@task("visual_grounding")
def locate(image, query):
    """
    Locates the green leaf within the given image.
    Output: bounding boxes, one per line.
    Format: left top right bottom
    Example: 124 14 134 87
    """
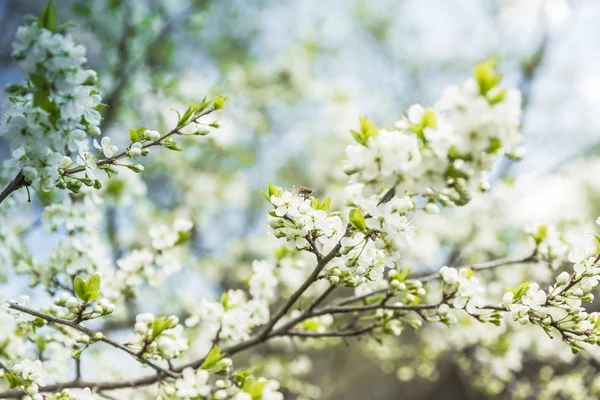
150 317 170 339
397 267 411 282
259 188 270 202
177 105 195 128
163 139 182 151
274 246 291 260
592 233 600 248
242 376 268 400
73 276 86 301
129 129 139 142
473 57 501 96
197 96 211 112
3 373 27 389
87 274 101 292
513 282 531 301
421 108 437 129
465 268 474 280
349 208 366 232
319 197 331 211
73 275 101 303
39 1 57 31
234 367 256 385
221 292 229 309
487 88 507 105
267 182 283 198
350 129 366 146
213 95 227 110
200 346 224 370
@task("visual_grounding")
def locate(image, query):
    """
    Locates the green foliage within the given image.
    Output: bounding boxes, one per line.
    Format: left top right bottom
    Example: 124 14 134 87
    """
473 58 502 96
234 367 256 385
509 282 531 302
200 346 225 372
39 2 57 31
2 373 29 389
150 317 172 339
349 208 366 232
129 126 146 142
242 376 268 399
350 116 379 146
73 274 101 303
213 95 227 110
261 182 283 202
311 197 331 211
529 225 548 245
410 108 437 139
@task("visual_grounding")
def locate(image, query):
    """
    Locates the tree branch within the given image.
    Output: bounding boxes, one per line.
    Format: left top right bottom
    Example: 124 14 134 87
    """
63 107 215 176
0 170 28 206
7 302 178 379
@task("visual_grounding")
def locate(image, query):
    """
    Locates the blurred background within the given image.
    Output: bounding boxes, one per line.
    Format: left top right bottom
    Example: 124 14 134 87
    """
2 0 600 399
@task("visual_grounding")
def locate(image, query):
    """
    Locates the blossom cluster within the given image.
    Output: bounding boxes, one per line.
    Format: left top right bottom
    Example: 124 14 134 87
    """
114 218 194 288
1 20 104 191
161 361 283 400
187 287 271 342
343 59 523 209
131 313 189 360
439 266 486 314
267 186 344 252
502 243 600 353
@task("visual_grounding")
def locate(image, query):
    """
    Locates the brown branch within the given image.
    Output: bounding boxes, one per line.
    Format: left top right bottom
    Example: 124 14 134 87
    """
7 302 178 379
413 253 538 282
278 324 379 338
0 170 28 206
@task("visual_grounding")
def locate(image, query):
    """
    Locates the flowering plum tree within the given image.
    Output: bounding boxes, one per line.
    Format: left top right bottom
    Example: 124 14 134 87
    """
0 2 598 400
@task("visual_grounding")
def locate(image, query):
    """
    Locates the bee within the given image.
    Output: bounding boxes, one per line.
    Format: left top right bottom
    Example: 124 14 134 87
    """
296 186 313 200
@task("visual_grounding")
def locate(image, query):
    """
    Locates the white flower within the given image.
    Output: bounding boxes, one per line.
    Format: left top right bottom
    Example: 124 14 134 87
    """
521 283 546 311
556 271 570 286
175 368 211 398
76 149 97 179
149 225 179 250
502 292 514 308
13 359 47 386
144 130 161 141
174 218 193 233
439 266 458 285
129 142 142 158
249 260 278 301
93 137 118 158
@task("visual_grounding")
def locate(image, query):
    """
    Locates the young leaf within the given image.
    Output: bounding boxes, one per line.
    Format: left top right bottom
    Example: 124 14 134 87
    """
349 208 366 232
242 376 268 400
73 276 86 301
87 274 101 292
177 105 195 128
150 317 170 339
39 1 57 31
259 188 270 202
213 95 227 110
201 346 224 370
234 367 256 385
267 182 282 198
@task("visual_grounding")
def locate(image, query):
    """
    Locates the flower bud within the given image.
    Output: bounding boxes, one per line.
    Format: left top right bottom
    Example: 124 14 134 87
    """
144 130 161 141
87 125 101 138
424 203 440 215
